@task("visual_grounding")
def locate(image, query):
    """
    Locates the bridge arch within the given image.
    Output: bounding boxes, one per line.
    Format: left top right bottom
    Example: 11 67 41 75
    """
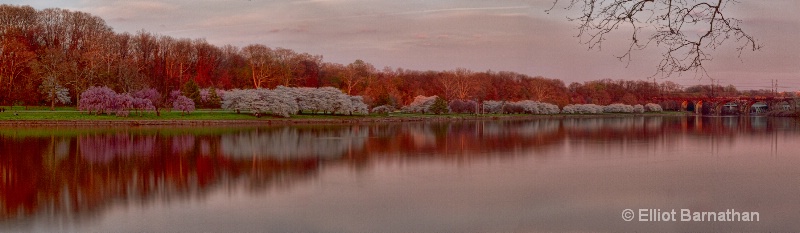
748 101 769 115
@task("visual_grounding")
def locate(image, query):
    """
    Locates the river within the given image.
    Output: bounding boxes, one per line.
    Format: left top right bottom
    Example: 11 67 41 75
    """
1 116 799 232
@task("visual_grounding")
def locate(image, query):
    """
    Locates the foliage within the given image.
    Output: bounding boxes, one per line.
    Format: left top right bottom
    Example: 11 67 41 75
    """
182 79 201 105
0 5 764 111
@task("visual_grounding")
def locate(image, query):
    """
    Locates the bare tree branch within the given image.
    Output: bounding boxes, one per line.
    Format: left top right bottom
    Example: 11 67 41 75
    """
549 0 761 78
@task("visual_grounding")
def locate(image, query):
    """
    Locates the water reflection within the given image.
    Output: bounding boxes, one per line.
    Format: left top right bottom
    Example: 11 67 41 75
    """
1 116 798 231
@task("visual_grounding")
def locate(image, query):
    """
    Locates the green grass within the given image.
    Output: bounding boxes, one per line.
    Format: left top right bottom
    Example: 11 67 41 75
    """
0 104 689 121
0 107 261 121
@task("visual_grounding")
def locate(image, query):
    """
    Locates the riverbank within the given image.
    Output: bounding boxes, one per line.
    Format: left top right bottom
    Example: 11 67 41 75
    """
0 111 690 126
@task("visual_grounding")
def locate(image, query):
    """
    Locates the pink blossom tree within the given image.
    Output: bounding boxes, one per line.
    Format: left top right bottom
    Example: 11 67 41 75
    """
173 95 195 115
79 86 117 115
132 88 161 115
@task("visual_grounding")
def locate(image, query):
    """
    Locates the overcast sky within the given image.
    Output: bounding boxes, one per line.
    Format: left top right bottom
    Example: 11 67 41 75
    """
4 0 799 90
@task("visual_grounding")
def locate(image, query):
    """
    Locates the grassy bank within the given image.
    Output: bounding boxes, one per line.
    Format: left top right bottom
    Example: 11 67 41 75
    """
0 106 689 125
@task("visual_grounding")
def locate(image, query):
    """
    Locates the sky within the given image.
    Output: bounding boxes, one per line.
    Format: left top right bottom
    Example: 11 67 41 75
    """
3 0 799 91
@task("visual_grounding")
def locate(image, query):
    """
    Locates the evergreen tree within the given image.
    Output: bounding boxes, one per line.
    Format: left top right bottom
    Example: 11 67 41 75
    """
181 79 201 106
429 97 449 114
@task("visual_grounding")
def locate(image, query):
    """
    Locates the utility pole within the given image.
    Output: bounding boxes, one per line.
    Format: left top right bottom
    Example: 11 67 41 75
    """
711 78 714 97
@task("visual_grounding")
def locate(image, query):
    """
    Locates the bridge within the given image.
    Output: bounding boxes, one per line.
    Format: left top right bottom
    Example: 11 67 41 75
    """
653 96 798 115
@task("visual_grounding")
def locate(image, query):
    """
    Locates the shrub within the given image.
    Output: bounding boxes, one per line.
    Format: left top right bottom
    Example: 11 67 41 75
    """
199 87 222 108
603 103 635 113
503 102 524 114
645 103 663 112
482 100 504 114
429 97 450 114
371 105 395 114
633 104 645 113
449 99 477 114
509 100 560 114
402 95 438 113
561 104 604 114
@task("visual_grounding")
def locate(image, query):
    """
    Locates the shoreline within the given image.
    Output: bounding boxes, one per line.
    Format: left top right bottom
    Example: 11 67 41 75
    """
0 112 693 126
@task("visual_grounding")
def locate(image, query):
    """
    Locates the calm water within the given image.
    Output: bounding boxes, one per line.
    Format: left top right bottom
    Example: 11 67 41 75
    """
1 116 799 232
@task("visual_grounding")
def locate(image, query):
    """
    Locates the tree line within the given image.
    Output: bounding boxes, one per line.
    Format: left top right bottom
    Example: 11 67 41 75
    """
0 5 787 111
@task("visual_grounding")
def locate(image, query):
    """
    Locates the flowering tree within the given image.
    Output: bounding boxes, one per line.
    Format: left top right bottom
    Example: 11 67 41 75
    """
449 99 477 114
168 90 182 108
79 86 117 115
221 88 297 117
371 105 395 114
132 88 161 115
603 103 635 113
482 100 504 114
402 95 438 113
131 97 155 116
633 104 645 113
315 86 351 114
645 103 663 112
113 93 135 117
220 89 249 113
349 96 369 115
172 95 195 115
561 104 604 114
199 87 222 108
223 86 371 117
40 75 71 110
502 100 560 114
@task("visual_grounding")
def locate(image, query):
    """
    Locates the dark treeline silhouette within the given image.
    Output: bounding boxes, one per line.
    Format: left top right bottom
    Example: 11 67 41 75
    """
0 5 790 109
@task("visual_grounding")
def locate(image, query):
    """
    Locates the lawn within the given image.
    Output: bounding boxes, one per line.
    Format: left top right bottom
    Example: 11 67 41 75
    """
0 106 260 121
0 105 688 121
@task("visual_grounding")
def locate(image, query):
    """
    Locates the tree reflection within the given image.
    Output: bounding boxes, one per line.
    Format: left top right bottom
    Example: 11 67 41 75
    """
1 116 798 223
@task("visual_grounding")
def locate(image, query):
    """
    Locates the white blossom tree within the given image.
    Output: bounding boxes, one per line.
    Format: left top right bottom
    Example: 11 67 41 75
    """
402 95 438 114
40 75 71 110
645 103 664 112
603 103 635 113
